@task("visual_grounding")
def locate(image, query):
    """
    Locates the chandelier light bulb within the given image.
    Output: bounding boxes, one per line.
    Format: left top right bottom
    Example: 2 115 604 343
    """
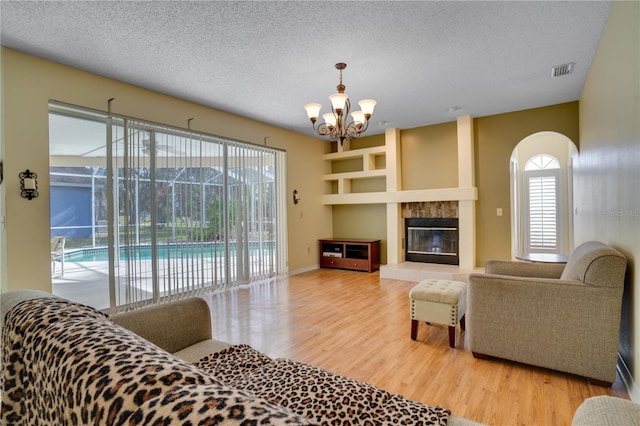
304 103 322 121
351 110 365 126
329 93 349 112
358 99 377 117
322 112 337 128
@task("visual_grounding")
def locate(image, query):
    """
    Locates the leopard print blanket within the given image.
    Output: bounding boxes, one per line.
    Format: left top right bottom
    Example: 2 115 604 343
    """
2 298 449 425
194 345 451 425
1 298 312 425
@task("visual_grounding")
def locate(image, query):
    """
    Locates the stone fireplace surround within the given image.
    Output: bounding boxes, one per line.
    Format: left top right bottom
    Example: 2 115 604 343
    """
403 201 459 220
403 201 459 265
381 196 475 280
382 189 477 279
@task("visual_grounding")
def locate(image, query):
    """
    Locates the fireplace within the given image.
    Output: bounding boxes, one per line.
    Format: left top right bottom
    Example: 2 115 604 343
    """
405 218 459 265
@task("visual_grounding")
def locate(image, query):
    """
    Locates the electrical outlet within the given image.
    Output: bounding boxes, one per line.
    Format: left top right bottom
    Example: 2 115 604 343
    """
497 208 503 216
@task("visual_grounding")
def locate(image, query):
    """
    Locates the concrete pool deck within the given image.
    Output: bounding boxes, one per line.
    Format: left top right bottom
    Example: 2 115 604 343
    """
52 256 262 311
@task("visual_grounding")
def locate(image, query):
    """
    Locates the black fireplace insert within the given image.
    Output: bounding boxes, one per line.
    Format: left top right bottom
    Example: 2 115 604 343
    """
405 218 459 265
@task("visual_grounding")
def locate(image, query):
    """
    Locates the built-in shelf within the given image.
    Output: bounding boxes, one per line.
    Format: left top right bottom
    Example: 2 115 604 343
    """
323 145 388 196
323 169 387 181
322 145 387 162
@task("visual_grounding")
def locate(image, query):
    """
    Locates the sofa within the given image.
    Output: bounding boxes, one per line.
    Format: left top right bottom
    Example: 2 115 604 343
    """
1 290 482 425
467 241 627 386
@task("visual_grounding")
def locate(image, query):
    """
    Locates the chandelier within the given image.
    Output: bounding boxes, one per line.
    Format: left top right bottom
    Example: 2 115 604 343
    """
304 62 376 145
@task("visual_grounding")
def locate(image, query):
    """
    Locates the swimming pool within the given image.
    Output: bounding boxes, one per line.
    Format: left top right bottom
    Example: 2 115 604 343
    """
64 242 271 262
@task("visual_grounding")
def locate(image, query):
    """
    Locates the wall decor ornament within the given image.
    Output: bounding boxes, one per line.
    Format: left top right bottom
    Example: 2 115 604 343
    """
19 169 38 200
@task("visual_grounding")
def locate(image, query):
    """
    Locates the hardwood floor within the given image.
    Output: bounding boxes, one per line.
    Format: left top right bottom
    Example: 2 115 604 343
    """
201 268 629 426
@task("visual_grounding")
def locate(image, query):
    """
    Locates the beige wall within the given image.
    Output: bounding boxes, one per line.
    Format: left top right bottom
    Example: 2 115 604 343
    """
474 102 579 265
332 204 387 264
577 1 640 396
401 121 458 190
0 48 332 292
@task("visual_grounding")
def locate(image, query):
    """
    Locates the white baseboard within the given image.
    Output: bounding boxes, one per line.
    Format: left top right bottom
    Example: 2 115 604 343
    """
618 353 640 402
288 264 319 276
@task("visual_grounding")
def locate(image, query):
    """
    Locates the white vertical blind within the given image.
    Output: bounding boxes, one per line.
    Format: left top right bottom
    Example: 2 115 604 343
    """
275 152 288 275
106 115 285 311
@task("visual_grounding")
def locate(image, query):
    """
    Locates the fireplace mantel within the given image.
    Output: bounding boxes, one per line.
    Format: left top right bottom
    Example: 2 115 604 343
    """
322 187 477 205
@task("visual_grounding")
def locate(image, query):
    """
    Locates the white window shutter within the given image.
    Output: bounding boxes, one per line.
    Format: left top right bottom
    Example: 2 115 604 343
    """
527 174 557 251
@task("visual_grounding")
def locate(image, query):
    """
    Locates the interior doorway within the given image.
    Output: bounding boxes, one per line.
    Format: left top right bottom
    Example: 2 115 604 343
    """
510 132 578 259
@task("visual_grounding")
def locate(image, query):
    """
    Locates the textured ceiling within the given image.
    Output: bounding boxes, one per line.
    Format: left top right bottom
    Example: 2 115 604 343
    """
1 1 611 140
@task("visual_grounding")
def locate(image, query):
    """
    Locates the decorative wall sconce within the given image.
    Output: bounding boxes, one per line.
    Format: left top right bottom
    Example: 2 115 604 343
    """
19 169 39 200
292 189 300 205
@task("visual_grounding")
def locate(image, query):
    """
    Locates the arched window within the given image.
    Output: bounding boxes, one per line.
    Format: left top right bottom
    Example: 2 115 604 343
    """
525 154 560 171
524 154 561 253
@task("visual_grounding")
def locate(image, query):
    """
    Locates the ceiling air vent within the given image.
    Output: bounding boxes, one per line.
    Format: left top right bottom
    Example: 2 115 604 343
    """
551 62 575 78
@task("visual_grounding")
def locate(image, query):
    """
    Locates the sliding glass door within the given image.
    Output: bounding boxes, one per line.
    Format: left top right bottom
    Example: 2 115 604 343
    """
50 104 287 311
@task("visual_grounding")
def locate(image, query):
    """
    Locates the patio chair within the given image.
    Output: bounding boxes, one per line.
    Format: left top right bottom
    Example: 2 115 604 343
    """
51 236 66 276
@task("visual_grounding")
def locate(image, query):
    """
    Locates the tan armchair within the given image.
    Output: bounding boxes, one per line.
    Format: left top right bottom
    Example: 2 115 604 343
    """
467 241 627 386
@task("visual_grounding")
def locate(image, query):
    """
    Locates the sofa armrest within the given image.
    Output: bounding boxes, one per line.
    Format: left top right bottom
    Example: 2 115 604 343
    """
485 259 565 278
111 297 212 354
572 396 640 426
1 290 58 320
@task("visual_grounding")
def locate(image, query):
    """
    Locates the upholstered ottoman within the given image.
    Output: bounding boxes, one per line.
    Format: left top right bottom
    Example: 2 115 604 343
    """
410 279 467 348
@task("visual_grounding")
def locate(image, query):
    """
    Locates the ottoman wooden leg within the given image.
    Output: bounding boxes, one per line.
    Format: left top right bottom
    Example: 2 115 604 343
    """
411 319 419 340
448 326 456 348
460 314 466 331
